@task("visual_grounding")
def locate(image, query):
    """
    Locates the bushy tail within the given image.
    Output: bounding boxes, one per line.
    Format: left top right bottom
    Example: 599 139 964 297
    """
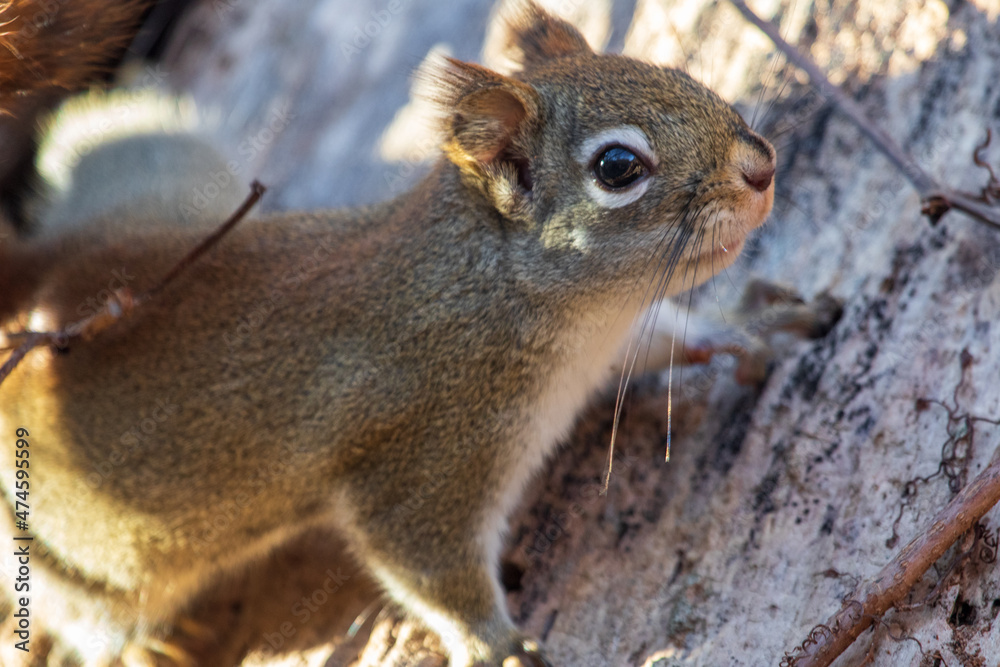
0 0 152 232
29 87 250 232
0 0 150 110
1 0 252 321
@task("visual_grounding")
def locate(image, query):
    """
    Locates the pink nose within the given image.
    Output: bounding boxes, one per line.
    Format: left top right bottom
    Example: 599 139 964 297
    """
743 164 774 192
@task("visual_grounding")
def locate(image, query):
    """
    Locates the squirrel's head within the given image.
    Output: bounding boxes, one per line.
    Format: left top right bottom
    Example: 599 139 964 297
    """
427 1 775 298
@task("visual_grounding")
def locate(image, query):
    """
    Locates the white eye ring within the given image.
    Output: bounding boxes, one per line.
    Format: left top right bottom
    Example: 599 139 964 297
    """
577 125 657 209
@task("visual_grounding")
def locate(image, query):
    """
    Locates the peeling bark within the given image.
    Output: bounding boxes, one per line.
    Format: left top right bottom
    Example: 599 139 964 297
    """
160 1 1000 665
8 1 1000 665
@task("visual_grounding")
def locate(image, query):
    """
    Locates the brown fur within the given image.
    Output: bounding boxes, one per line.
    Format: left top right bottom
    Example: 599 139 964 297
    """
0 0 148 108
0 0 150 234
0 4 775 665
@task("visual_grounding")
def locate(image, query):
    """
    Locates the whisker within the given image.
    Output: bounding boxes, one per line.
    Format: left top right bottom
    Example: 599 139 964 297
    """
606 184 702 358
719 224 742 295
678 221 709 378
750 51 780 130
753 47 798 132
665 331 676 462
636 214 701 386
665 15 692 74
771 190 811 218
757 62 798 131
604 194 699 491
765 102 825 147
707 218 731 321
751 0 799 131
671 223 710 459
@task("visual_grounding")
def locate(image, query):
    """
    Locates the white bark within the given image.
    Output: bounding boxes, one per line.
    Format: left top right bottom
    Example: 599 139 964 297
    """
148 1 1000 665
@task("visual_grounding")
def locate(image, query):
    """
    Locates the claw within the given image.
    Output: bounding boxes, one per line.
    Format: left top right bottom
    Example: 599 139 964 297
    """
501 639 553 667
146 638 195 667
121 644 157 667
120 637 195 667
174 615 215 641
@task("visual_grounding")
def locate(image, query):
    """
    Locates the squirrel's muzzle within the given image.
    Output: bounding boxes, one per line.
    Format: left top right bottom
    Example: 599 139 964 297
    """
743 162 775 192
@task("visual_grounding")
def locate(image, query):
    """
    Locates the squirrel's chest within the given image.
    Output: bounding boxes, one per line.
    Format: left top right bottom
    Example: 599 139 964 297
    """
495 306 638 517
529 330 623 448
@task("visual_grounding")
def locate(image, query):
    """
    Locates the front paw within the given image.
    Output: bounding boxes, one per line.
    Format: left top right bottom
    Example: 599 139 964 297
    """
499 638 553 667
121 636 195 667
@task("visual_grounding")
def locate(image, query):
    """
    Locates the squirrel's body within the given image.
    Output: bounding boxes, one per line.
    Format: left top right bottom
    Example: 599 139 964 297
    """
0 4 775 665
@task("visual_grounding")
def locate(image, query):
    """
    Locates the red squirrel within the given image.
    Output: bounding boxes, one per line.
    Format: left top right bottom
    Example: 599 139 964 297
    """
1 3 777 665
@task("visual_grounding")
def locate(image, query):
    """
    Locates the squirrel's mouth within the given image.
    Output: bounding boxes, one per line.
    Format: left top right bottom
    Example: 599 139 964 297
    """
702 177 774 262
698 236 746 270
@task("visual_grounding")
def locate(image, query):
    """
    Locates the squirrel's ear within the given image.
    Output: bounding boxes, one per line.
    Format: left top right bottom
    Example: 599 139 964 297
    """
426 57 540 171
499 1 592 69
421 55 541 222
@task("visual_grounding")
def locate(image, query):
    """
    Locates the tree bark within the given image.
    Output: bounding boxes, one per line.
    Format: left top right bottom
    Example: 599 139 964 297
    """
145 0 1000 665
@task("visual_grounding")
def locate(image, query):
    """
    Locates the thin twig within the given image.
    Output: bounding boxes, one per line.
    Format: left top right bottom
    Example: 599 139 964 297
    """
728 0 1000 232
145 180 265 298
0 181 265 385
0 332 44 385
784 445 1000 667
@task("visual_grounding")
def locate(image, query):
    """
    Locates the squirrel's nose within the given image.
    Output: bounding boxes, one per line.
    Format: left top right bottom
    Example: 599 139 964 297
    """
742 163 774 192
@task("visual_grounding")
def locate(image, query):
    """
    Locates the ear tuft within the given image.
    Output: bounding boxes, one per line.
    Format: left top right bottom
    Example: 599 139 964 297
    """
500 0 592 70
420 55 540 171
417 54 541 223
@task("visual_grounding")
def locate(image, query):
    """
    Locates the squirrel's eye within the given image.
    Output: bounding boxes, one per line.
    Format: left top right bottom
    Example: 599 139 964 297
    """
594 146 647 190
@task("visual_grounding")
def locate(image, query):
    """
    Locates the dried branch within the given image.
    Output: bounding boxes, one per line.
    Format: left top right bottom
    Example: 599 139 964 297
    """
728 0 1000 232
144 180 266 298
0 181 265 385
0 331 44 385
782 444 1000 667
